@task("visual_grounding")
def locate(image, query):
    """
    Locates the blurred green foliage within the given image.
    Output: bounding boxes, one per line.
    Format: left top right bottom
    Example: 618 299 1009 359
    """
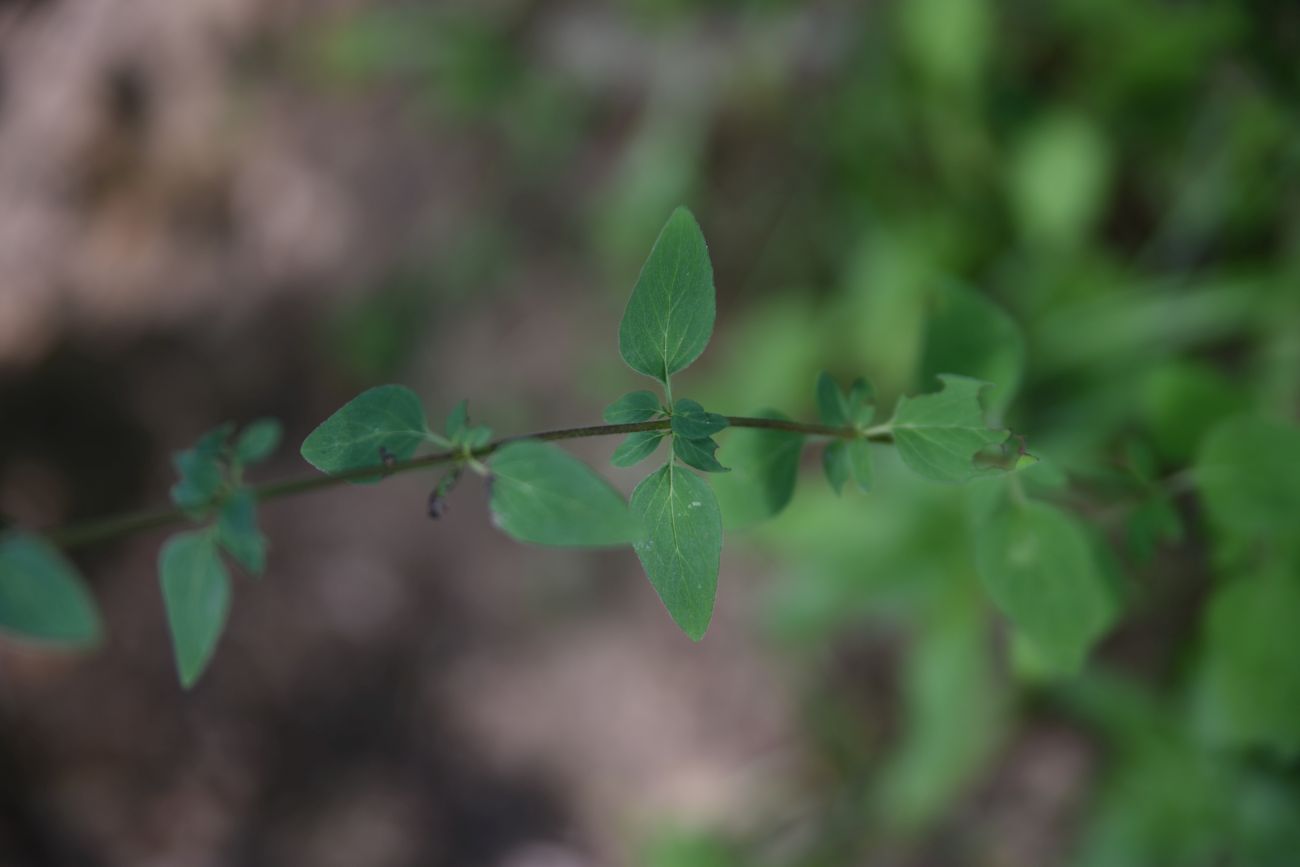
299 0 1298 862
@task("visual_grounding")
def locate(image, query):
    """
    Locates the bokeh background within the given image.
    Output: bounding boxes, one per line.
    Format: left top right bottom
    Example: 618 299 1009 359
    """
2 0 1298 864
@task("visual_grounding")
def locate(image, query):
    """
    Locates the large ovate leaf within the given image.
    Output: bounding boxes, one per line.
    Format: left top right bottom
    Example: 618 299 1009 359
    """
1195 416 1300 541
618 207 716 383
159 530 231 688
604 390 663 424
974 498 1115 673
712 410 804 528
890 375 1009 483
630 463 722 640
488 441 637 546
300 385 432 480
846 439 873 491
612 431 666 467
1197 567 1300 755
0 532 102 646
217 489 267 576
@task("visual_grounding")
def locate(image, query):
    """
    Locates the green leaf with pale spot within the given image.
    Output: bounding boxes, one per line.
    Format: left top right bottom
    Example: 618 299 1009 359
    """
612 431 665 467
890 375 1009 483
618 208 715 383
1195 415 1300 541
0 532 102 646
488 441 637 547
604 391 663 424
233 419 282 465
631 463 722 640
159 530 231 688
670 398 728 440
300 385 432 480
217 489 267 576
674 435 727 474
712 409 804 528
974 497 1115 673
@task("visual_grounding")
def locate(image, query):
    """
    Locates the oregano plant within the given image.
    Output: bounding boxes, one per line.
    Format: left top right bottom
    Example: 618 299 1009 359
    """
0 206 1037 687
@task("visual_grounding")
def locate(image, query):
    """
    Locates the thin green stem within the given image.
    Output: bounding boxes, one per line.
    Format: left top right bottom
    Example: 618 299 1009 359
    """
42 415 892 551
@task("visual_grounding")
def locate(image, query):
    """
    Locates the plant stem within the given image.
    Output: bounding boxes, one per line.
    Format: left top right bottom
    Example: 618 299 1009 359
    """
43 416 892 551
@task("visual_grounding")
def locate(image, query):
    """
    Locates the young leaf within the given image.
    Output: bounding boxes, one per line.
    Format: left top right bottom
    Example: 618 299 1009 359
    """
170 423 235 511
445 399 469 441
890 375 1009 483
217 489 267 576
612 431 665 467
233 419 282 465
618 207 716 383
974 498 1115 673
674 435 728 473
300 385 432 479
604 391 663 424
0 532 102 646
816 372 849 426
846 439 873 491
670 398 728 440
712 409 804 528
847 377 876 426
1195 416 1300 541
630 463 722 640
822 441 850 494
463 425 493 451
488 441 638 546
159 531 231 688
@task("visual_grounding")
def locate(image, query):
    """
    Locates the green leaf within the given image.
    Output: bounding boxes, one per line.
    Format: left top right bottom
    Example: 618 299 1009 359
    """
445 399 469 441
670 398 729 440
674 436 727 474
217 489 267 576
233 418 282 465
300 385 432 480
822 441 850 494
1195 416 1300 541
618 207 716 383
604 390 663 424
920 281 1025 415
974 498 1115 673
846 439 873 491
890 375 1009 483
712 409 804 528
488 441 638 547
170 423 234 511
1197 567 1300 754
815 372 849 426
630 463 722 641
612 431 665 467
159 531 231 688
0 532 102 646
463 425 493 451
847 377 876 425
